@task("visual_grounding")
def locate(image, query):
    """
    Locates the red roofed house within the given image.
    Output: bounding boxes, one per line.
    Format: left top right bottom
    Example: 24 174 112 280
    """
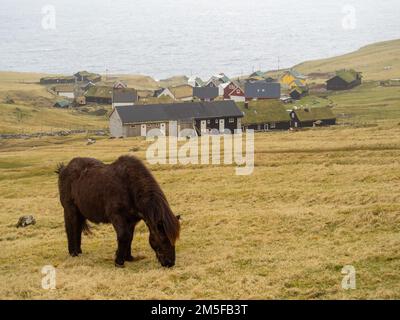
220 81 245 102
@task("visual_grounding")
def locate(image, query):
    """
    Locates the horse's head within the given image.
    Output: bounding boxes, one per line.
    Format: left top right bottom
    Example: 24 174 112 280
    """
147 212 180 268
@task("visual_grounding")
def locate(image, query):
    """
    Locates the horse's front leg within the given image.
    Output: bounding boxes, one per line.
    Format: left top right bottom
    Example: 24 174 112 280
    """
111 215 131 267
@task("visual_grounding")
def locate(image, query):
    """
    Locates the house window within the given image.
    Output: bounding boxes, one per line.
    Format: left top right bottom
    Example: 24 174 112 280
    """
207 120 210 124
215 119 218 124
229 118 234 123
271 122 276 129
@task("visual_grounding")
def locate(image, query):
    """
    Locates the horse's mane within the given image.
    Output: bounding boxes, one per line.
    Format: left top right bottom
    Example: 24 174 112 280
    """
113 155 180 244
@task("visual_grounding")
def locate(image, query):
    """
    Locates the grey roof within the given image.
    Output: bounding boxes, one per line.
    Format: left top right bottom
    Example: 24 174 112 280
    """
112 88 138 103
245 81 281 99
193 86 219 99
114 101 243 124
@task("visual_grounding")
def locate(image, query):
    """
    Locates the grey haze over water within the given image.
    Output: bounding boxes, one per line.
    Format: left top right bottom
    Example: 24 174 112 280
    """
0 0 399 79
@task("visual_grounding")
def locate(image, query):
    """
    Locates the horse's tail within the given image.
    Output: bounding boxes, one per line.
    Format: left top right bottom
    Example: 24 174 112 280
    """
55 163 65 175
82 220 92 235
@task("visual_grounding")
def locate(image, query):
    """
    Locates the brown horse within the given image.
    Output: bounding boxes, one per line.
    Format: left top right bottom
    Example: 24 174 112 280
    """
56 155 180 268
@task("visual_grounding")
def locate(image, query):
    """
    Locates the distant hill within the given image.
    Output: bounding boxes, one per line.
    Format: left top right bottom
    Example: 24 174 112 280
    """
293 39 400 81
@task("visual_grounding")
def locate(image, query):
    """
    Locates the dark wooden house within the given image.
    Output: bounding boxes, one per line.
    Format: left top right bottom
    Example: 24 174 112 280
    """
290 107 336 128
326 70 362 91
40 76 75 85
85 86 113 104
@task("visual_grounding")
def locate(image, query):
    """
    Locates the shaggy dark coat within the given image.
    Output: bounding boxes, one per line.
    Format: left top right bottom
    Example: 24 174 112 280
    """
57 155 180 268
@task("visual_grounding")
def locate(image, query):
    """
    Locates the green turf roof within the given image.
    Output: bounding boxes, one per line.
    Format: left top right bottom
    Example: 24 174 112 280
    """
85 86 113 99
335 69 361 83
239 101 291 124
293 107 335 121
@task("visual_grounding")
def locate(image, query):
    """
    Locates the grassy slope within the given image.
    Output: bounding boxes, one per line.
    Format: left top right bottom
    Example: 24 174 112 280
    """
295 39 400 81
0 125 400 299
0 72 110 133
297 82 400 124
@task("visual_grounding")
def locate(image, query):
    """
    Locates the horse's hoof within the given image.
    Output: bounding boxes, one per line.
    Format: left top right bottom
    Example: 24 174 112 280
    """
70 252 79 257
125 255 135 262
115 262 125 268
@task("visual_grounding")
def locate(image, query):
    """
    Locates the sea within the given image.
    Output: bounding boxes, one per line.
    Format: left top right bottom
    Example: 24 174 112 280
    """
0 0 399 79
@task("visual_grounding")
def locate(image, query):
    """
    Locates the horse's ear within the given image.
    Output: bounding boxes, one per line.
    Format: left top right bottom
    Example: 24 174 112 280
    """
176 214 181 221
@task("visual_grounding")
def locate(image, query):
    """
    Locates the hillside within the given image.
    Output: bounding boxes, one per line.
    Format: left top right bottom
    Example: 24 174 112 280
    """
294 39 400 81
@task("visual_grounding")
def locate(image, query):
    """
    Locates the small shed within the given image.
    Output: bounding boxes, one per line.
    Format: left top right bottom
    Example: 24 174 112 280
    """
54 100 71 109
289 85 309 100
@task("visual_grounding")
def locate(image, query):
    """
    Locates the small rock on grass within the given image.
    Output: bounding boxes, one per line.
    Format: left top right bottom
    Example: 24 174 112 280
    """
16 215 36 228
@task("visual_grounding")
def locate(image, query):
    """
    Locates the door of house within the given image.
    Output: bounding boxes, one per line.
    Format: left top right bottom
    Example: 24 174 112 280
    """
140 124 147 136
160 123 166 135
219 119 225 133
169 121 178 136
201 120 207 134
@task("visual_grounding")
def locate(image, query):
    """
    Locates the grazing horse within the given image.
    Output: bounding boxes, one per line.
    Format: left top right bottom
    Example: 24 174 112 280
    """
56 155 180 268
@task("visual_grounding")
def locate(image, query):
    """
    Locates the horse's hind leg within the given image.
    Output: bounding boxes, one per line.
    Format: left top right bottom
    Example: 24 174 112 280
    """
111 215 131 267
64 204 84 257
125 221 139 262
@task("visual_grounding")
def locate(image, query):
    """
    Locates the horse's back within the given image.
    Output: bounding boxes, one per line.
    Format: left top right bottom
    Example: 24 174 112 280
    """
59 157 133 223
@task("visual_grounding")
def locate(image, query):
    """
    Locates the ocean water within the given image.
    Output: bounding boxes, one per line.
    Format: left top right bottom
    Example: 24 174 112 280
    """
0 0 399 79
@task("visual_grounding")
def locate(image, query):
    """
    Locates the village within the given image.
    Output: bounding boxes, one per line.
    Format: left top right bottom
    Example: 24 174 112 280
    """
39 68 363 138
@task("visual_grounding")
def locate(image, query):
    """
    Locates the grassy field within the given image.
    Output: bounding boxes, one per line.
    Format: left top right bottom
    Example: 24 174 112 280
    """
0 39 399 300
298 82 400 124
1 123 400 299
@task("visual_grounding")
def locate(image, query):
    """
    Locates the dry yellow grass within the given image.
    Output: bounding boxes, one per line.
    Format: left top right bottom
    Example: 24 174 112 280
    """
1 123 400 299
295 39 400 81
265 39 400 83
